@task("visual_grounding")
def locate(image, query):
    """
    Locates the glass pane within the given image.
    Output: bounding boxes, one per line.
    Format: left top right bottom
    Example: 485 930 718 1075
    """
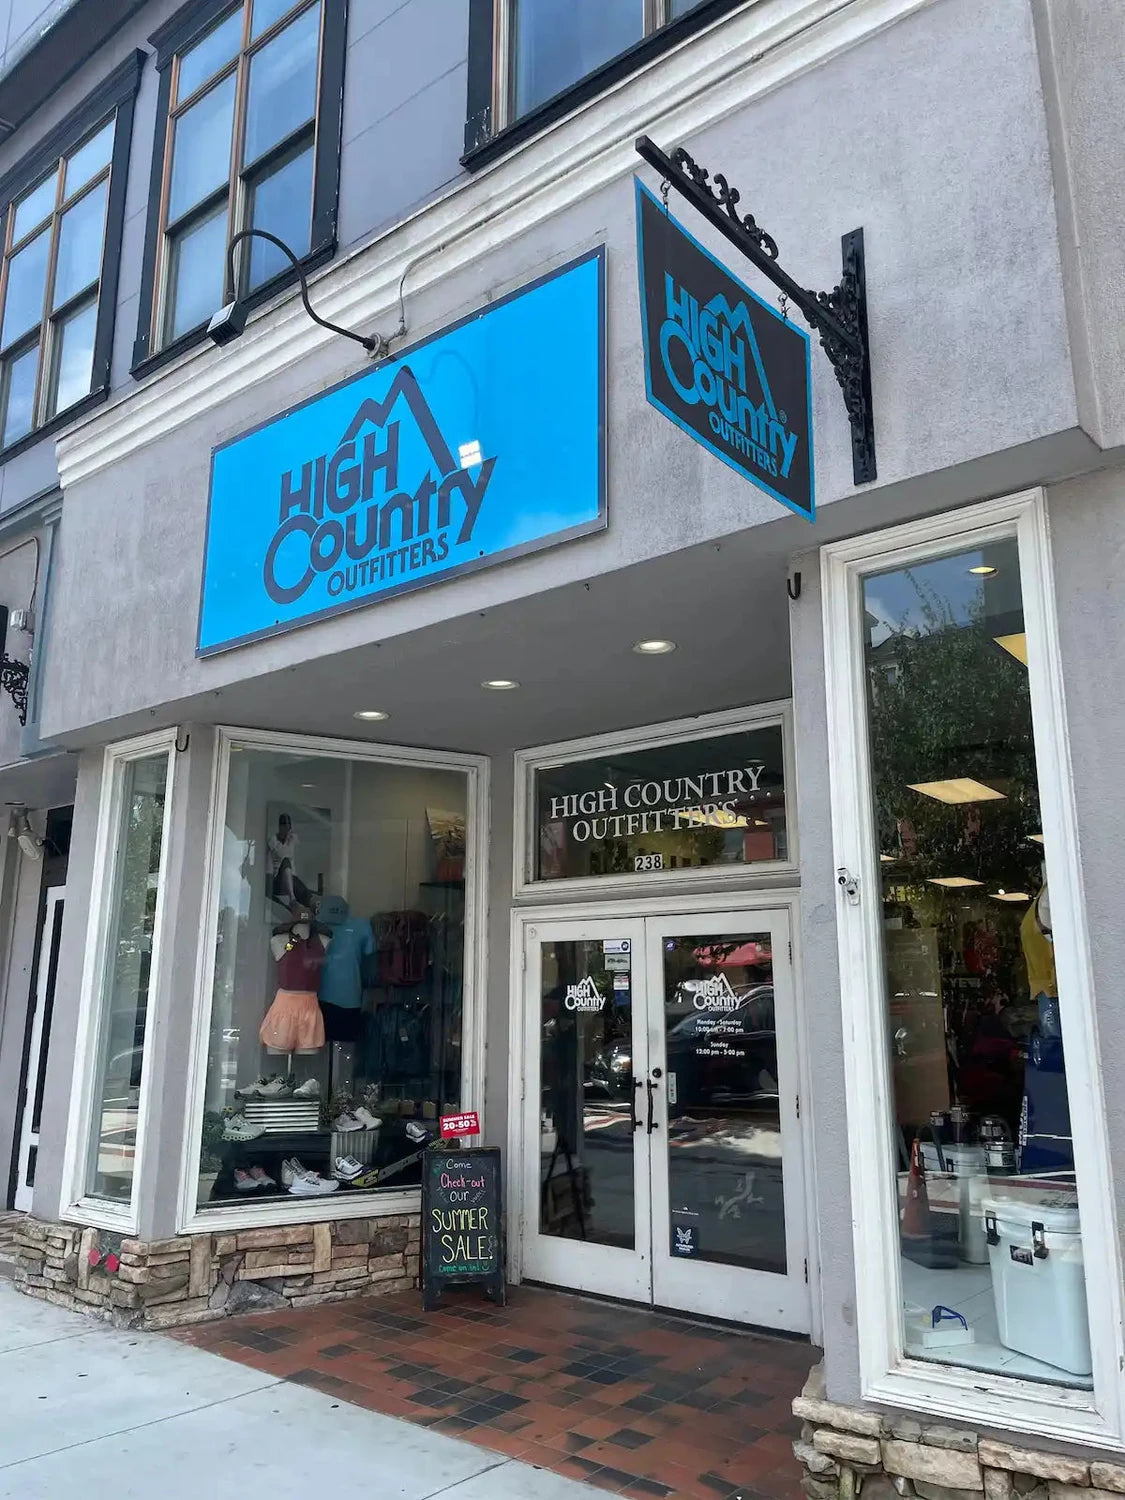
168 73 236 222
1 342 38 446
177 7 243 102
194 746 467 1210
53 180 107 310
248 144 313 287
2 228 49 348
670 0 706 13
85 754 169 1202
535 728 787 880
164 204 228 343
662 932 785 1271
64 119 114 198
512 0 643 117
48 297 97 416
252 0 301 38
12 171 56 242
243 2 320 165
863 538 1093 1388
539 937 635 1248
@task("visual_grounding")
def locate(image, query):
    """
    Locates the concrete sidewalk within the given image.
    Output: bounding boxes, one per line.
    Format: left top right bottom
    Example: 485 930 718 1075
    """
0 1283 607 1498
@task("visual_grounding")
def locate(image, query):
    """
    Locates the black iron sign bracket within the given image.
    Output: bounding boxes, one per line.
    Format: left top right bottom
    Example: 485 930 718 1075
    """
635 135 876 486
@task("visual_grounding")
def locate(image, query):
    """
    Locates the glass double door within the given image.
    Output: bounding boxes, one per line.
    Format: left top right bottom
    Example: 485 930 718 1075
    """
522 909 808 1331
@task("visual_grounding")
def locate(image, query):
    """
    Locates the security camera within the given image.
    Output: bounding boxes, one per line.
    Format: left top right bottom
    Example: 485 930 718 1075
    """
207 299 248 346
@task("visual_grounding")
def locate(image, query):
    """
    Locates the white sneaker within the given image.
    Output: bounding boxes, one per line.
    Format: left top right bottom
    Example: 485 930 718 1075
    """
333 1155 364 1181
256 1075 292 1098
332 1112 363 1132
223 1113 265 1141
354 1106 382 1131
234 1168 259 1192
236 1075 272 1097
249 1165 276 1189
292 1078 320 1099
289 1171 339 1196
280 1157 305 1188
405 1121 431 1144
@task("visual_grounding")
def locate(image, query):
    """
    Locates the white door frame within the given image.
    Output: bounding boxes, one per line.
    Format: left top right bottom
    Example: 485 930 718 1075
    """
645 906 809 1332
15 884 65 1214
520 914 653 1302
507 886 817 1337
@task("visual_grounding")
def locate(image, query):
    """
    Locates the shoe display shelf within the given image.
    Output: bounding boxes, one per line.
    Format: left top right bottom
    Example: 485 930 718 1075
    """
241 1097 322 1134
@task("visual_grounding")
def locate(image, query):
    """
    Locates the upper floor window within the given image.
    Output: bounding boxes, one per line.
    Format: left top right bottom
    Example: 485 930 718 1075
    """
135 0 346 368
0 52 142 454
465 0 728 164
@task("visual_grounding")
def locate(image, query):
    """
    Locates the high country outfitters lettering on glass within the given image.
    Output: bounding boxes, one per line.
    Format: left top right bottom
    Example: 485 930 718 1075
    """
197 250 606 655
635 180 814 521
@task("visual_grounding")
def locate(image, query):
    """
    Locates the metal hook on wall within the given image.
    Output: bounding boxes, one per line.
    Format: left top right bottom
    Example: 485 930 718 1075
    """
175 728 190 753
787 571 802 602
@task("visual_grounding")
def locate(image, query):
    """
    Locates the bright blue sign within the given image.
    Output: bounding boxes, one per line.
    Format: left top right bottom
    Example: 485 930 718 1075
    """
198 250 606 655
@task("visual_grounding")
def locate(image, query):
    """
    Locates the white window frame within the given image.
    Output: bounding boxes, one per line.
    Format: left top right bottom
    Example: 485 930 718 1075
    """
514 702 797 900
822 488 1125 1448
176 726 490 1234
60 728 179 1234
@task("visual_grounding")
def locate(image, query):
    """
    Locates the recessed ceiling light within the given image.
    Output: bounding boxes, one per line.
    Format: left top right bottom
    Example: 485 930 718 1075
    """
353 709 389 722
481 679 519 691
300 783 316 789
969 565 997 577
995 632 1028 665
1029 833 1044 844
908 778 1006 805
880 854 895 863
991 890 1030 903
927 876 983 888
633 639 676 655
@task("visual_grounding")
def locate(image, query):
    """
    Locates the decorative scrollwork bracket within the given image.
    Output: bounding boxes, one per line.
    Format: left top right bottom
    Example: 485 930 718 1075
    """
635 135 876 487
1 655 28 726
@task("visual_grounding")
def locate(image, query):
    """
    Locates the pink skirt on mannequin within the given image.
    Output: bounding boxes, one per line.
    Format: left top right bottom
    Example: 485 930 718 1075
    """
259 989 324 1053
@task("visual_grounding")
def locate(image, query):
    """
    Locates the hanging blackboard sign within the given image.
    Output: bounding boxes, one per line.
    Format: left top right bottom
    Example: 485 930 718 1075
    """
421 1146 505 1310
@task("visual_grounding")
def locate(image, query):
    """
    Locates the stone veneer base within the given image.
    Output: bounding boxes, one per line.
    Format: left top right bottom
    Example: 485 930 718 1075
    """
793 1366 1125 1500
12 1213 420 1329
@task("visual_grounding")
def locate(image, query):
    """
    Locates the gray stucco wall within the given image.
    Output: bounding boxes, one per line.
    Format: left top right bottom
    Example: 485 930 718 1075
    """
0 532 36 767
40 0 1086 745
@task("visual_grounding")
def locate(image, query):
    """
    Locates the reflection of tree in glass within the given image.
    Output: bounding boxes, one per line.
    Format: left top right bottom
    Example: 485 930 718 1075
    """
866 573 1041 903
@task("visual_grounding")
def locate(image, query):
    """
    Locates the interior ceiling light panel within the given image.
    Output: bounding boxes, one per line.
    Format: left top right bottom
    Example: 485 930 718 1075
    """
908 778 1006 804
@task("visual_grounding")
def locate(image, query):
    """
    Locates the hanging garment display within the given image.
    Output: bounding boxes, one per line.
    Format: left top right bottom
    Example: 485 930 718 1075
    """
260 926 327 1053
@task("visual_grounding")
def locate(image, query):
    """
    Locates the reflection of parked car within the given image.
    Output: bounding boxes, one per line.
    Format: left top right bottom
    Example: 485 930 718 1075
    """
584 1040 631 1099
667 985 777 1112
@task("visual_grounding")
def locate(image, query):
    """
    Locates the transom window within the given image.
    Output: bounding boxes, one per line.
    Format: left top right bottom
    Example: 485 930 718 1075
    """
0 117 116 449
149 0 329 354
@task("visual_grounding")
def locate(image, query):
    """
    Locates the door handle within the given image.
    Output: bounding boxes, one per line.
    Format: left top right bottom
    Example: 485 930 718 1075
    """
646 1077 659 1134
630 1078 642 1131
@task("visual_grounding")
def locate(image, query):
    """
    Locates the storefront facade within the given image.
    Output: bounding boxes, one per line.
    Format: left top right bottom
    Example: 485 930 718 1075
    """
1 0 1125 1484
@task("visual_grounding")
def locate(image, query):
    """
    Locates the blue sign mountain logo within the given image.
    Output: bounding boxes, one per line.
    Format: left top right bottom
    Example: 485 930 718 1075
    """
263 366 496 607
636 180 813 520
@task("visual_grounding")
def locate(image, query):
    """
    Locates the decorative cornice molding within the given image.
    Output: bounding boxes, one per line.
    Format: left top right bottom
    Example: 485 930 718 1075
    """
56 0 937 491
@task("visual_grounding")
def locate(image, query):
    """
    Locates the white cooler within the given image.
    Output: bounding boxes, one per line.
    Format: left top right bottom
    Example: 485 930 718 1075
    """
981 1176 1091 1376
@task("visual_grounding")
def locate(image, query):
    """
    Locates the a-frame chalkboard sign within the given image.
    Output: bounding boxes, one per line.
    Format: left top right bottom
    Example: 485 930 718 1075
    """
421 1145 506 1310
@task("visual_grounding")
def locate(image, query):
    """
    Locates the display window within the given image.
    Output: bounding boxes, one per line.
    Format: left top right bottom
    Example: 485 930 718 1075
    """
823 492 1123 1442
517 707 794 894
863 535 1092 1386
192 735 475 1212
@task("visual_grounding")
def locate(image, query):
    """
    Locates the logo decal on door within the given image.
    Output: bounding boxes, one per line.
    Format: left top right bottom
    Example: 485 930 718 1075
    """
691 973 741 1011
564 976 606 1012
672 1224 699 1257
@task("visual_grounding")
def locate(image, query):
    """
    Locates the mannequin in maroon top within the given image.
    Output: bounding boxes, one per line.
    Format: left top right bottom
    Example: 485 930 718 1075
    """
260 918 330 1053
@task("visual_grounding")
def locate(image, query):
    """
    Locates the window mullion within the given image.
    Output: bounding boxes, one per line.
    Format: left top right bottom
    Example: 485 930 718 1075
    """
229 26 253 300
33 171 64 429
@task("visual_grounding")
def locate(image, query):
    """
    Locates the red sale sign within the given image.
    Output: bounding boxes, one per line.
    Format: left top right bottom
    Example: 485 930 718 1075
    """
440 1111 481 1138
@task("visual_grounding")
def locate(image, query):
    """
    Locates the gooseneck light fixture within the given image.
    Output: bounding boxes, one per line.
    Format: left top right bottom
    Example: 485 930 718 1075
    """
207 229 390 356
